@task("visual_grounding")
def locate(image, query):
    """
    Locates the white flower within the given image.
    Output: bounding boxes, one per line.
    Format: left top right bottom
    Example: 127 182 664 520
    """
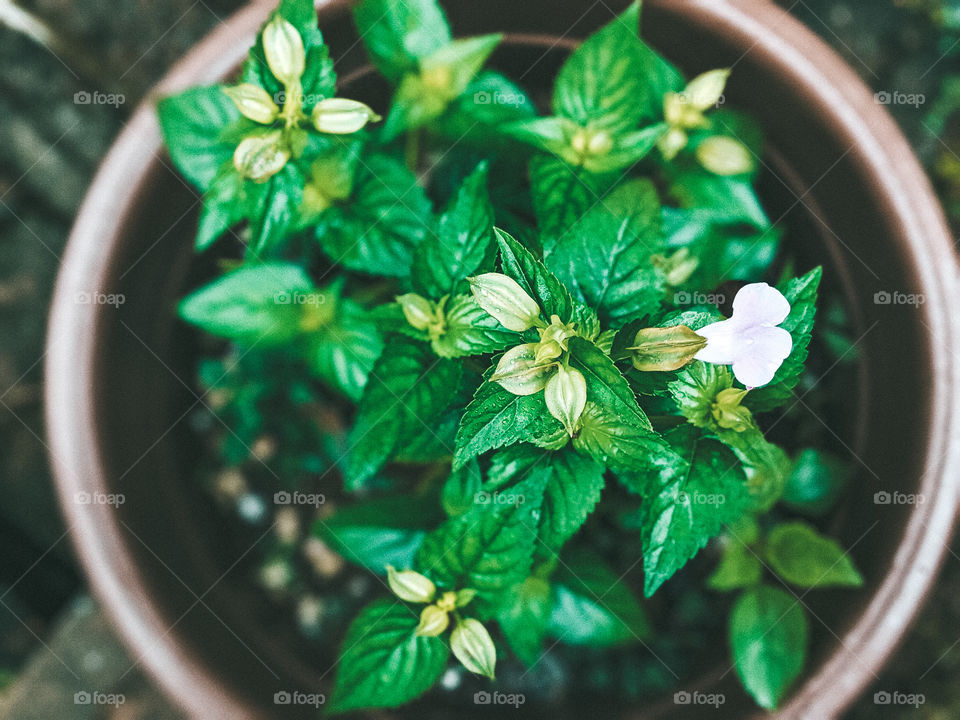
694 283 793 388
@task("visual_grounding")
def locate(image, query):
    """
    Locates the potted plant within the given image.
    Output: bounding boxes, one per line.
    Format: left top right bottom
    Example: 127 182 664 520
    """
47 0 960 718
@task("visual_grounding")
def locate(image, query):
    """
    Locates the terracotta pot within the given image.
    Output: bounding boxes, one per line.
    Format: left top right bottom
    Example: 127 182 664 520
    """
46 0 960 718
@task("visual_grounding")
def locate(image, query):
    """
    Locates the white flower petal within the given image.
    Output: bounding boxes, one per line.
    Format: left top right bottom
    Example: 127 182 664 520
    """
731 325 793 387
694 318 742 365
731 282 791 326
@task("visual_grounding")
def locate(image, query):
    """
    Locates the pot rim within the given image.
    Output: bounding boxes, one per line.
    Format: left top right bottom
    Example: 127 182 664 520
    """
45 1 960 719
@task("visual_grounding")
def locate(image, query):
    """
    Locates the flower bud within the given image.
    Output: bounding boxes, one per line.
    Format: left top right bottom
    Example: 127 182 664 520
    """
711 387 753 432
435 591 458 613
415 605 450 637
312 98 382 134
696 135 755 176
263 15 305 86
629 325 707 372
396 293 436 331
233 131 289 182
469 273 541 332
386 565 436 603
683 68 730 111
544 365 587 436
490 343 555 396
657 126 689 160
223 83 280 125
450 618 497 679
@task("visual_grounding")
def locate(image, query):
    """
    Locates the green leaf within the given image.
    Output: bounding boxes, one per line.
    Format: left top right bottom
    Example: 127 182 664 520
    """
416 469 549 604
668 164 770 230
431 295 517 358
548 550 649 646
552 3 648 133
453 371 563 469
580 123 666 174
315 495 441 573
315 154 432 277
745 267 822 411
329 599 449 713
353 0 451 81
178 262 314 345
194 164 248 251
496 576 552 666
764 522 863 588
716 425 792 513
668 361 734 428
488 444 605 561
411 162 495 298
158 86 241 191
568 337 652 430
640 424 751 596
574 403 680 493
547 180 664 327
306 298 382 401
345 338 461 489
730 585 808 710
781 449 848 517
495 228 575 322
247 163 305 255
441 460 484 517
530 156 614 246
708 538 762 591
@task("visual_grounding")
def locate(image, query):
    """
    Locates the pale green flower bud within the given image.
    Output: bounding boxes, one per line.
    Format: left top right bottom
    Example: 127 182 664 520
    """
396 293 436 331
263 15 305 86
711 387 753 432
490 343 555 396
683 68 730 111
386 565 436 603
653 248 699 287
657 125 689 160
434 591 459 613
469 273 541 332
223 83 280 125
312 98 381 134
544 365 587 437
233 131 289 182
536 315 576 363
450 618 497 679
696 135 755 176
629 325 707 372
415 605 450 637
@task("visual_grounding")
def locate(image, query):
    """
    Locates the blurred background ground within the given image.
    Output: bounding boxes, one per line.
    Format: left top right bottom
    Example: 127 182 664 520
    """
0 0 958 717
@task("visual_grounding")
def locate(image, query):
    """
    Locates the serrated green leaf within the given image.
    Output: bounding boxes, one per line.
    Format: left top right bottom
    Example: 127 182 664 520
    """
194 164 248 251
329 599 449 713
352 0 451 82
495 228 575 322
416 469 549 603
306 298 382 401
568 337 652 430
730 585 808 710
496 576 552 666
432 295 517 358
745 267 822 411
708 538 762 591
668 163 770 230
453 369 563 469
178 262 314 345
764 521 863 588
441 460 484 517
315 154 432 277
640 424 751 596
547 180 664 328
345 339 461 488
247 163 305 254
530 156 615 246
158 86 241 191
411 162 495 298
315 495 441 573
548 549 649 646
668 361 734 427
